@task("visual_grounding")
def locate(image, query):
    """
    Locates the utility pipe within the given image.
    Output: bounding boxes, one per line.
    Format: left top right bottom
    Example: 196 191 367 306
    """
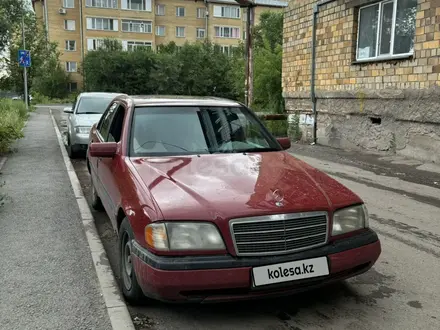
311 0 336 144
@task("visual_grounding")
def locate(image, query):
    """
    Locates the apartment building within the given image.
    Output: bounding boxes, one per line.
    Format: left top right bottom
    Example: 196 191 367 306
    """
31 0 287 91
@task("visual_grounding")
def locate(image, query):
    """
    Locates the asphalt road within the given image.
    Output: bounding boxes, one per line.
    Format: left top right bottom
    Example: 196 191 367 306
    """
0 107 111 330
51 106 440 330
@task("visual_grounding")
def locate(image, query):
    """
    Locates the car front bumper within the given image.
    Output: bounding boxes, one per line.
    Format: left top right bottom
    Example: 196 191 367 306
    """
131 229 381 303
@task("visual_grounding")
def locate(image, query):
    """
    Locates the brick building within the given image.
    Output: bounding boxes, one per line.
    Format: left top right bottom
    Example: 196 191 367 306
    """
282 0 440 163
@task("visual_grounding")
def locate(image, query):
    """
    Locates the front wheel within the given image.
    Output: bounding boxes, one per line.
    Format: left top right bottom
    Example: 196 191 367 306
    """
66 134 78 159
119 217 146 305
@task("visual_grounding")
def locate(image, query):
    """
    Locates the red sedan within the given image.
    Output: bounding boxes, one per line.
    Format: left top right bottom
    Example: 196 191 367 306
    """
86 95 381 304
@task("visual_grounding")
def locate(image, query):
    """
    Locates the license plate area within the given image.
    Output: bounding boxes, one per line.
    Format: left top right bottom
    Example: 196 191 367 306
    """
251 256 330 287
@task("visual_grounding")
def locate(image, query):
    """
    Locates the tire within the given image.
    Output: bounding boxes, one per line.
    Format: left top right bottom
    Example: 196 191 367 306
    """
119 217 146 304
90 174 104 211
67 134 78 159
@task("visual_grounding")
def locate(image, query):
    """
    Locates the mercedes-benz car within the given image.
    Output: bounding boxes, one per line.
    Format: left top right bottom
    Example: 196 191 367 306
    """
64 92 124 158
86 95 381 304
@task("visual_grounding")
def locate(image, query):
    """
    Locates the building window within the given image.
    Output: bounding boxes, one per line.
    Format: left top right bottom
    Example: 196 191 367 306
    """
156 4 165 15
65 40 76 51
176 6 185 17
357 0 417 61
64 20 76 31
67 82 78 92
124 41 153 51
176 26 185 37
121 19 152 33
197 8 206 18
86 0 117 9
214 26 240 38
87 38 105 50
121 0 152 11
63 0 75 8
156 25 165 36
86 17 118 31
196 28 205 39
66 62 77 72
213 5 240 19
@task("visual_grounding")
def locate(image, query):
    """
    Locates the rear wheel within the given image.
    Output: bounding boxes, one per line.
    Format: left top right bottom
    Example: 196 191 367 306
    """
119 217 146 304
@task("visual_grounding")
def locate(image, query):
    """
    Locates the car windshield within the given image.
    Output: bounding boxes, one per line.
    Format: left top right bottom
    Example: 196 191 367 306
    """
76 96 115 114
130 106 282 156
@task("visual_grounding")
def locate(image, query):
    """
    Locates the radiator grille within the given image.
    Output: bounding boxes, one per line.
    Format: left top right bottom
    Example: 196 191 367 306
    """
230 212 328 256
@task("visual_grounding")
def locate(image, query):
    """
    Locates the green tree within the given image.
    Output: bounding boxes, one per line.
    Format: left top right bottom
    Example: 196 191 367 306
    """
253 11 284 52
0 0 26 53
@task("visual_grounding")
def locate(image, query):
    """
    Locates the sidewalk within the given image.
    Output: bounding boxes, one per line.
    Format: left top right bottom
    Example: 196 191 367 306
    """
0 108 112 329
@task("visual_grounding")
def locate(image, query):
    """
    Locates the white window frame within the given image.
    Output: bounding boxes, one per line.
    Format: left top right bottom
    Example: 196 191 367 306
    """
67 82 78 92
176 26 185 38
197 7 206 18
64 20 76 31
214 26 240 39
176 6 185 17
66 62 77 72
65 40 76 51
121 19 152 33
86 17 118 31
156 25 165 36
87 38 105 50
121 0 152 12
196 28 205 39
86 0 117 9
156 4 165 15
356 0 417 62
63 0 75 8
123 40 153 51
213 5 240 19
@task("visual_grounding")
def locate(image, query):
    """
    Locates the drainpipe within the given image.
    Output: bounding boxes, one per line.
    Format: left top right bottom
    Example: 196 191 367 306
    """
204 0 209 41
79 0 85 90
311 0 336 144
43 0 49 42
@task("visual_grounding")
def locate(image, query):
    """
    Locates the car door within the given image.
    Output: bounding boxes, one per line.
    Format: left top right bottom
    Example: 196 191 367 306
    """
97 103 127 229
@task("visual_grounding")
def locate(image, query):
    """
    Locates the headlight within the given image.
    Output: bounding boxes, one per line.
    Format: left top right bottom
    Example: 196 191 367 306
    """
75 126 91 134
332 204 369 236
145 222 226 251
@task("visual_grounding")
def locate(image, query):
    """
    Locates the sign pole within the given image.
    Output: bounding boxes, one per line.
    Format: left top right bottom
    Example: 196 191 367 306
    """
22 14 28 111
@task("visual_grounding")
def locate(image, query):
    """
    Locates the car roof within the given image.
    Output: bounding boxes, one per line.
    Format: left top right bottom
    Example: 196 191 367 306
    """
79 92 125 98
127 95 243 107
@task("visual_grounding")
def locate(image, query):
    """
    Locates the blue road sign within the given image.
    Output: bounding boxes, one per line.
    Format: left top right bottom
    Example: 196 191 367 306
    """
18 50 31 68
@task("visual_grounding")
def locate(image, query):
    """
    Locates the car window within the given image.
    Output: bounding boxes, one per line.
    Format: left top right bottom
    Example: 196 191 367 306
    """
98 102 118 141
76 96 115 114
130 106 281 156
107 105 125 143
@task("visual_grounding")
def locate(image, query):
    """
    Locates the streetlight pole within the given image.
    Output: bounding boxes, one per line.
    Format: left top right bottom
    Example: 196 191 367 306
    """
22 12 29 111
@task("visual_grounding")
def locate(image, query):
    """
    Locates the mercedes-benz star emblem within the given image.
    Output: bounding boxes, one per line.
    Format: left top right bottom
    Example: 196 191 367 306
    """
272 189 284 207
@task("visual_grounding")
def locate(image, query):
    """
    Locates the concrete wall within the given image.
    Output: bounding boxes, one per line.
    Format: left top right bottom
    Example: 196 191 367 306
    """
282 0 440 164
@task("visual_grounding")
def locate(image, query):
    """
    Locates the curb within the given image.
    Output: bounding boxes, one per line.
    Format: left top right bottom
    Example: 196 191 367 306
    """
49 109 135 330
0 156 7 172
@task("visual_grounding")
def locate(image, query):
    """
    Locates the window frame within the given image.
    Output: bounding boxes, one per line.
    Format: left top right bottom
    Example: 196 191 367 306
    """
176 6 185 17
67 82 78 93
213 5 241 19
63 0 75 8
86 17 118 31
121 19 152 33
66 61 77 72
176 26 185 38
97 102 119 142
214 26 240 39
64 19 76 31
156 25 165 36
197 7 206 18
156 4 165 15
65 40 76 51
85 0 117 9
196 28 205 39
126 40 153 51
356 0 416 62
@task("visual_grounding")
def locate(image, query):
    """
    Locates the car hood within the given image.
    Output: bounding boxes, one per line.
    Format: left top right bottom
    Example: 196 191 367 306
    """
73 114 103 127
130 152 363 221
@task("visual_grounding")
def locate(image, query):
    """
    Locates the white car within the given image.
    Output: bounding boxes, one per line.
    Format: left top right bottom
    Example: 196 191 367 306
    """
64 92 125 158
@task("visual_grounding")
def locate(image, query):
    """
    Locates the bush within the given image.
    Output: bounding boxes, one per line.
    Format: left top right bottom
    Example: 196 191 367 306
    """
0 99 28 153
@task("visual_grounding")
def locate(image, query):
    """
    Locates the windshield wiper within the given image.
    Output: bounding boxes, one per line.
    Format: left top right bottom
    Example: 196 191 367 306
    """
239 147 280 153
78 112 102 114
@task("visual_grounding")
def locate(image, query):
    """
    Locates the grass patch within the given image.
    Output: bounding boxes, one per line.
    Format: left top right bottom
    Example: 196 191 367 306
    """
0 98 29 153
31 91 76 105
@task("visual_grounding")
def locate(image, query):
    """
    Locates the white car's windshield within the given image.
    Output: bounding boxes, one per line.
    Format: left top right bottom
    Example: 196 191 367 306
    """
130 106 282 156
76 96 115 114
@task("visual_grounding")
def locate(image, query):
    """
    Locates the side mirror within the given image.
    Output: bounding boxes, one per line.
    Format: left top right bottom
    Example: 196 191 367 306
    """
89 142 117 158
277 137 291 150
63 107 73 113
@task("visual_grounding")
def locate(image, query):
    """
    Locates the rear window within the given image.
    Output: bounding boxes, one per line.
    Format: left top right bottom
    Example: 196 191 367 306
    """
76 96 115 114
